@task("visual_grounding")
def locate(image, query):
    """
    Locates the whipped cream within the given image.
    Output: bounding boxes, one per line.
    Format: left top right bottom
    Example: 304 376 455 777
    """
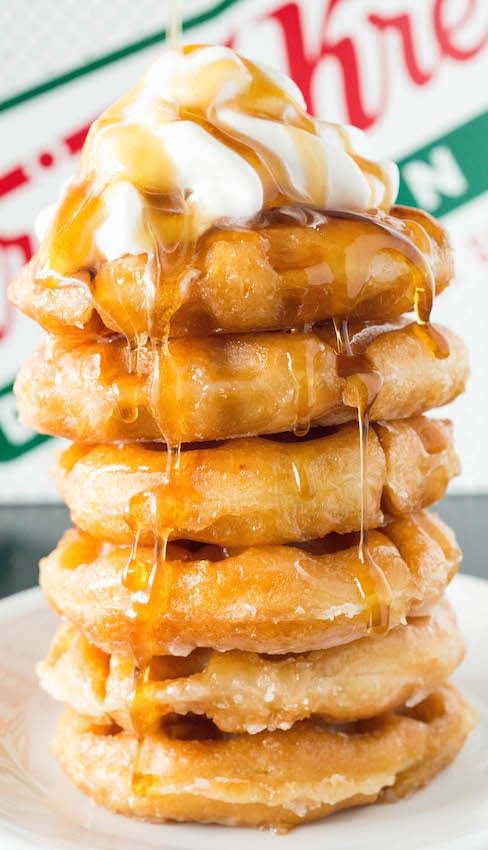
38 44 399 270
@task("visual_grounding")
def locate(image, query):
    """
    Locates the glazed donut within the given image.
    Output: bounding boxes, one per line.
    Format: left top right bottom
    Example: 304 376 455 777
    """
10 206 452 339
51 685 475 829
54 417 458 546
39 511 460 656
15 321 468 444
38 600 464 733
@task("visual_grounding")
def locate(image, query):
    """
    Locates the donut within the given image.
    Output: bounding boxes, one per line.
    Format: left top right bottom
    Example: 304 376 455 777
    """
38 600 464 733
54 417 458 546
51 685 475 828
15 322 468 444
39 511 460 656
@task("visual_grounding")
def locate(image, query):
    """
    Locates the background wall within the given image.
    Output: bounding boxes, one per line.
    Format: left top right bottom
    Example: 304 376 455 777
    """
0 0 487 499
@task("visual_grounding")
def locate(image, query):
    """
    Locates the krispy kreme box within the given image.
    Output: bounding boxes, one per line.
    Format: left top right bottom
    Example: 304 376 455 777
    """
1 0 487 499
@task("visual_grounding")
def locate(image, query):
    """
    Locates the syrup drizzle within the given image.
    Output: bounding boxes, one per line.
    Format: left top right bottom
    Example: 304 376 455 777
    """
250 205 449 354
333 318 391 633
123 0 184 784
114 204 448 649
100 200 449 643
287 324 317 437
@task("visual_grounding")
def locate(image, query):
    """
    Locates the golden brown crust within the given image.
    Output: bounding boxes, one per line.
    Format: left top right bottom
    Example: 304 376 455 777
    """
38 601 464 733
50 685 474 829
377 417 459 516
15 322 468 444
9 206 452 338
39 511 460 656
53 417 458 546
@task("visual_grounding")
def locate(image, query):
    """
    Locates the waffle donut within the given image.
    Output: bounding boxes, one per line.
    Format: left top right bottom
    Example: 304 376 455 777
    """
38 600 464 734
10 206 451 340
15 322 468 444
54 417 458 546
51 685 474 829
40 511 460 657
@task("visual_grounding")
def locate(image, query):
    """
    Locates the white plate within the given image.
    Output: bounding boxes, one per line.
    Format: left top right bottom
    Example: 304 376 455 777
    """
0 576 487 850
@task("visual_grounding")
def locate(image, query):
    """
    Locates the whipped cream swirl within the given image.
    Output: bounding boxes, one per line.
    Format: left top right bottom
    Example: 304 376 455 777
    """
38 44 399 269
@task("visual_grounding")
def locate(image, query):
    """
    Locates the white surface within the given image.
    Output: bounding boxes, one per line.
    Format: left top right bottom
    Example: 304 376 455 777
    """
0 575 487 850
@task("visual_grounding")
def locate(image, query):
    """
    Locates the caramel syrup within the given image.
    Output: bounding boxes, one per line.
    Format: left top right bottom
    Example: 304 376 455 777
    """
333 318 391 633
290 459 316 500
63 203 449 648
112 206 449 647
251 206 449 352
122 442 180 765
286 324 317 437
125 0 185 786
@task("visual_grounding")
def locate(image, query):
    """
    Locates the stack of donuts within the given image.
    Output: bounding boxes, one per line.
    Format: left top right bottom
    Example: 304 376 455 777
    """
10 45 474 830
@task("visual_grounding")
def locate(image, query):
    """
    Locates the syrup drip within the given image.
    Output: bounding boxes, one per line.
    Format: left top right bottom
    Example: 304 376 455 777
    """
121 283 183 642
287 325 317 437
251 205 450 356
114 205 447 650
122 443 180 679
333 318 391 633
290 460 316 500
126 0 185 786
111 378 140 423
124 479 175 790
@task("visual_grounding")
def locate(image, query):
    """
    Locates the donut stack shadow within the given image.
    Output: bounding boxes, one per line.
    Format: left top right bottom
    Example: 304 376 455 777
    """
11 204 475 830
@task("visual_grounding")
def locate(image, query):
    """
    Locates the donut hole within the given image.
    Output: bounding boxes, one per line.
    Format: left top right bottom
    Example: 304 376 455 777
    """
399 690 446 725
310 716 380 736
160 712 224 741
149 648 211 681
168 541 241 562
172 534 359 562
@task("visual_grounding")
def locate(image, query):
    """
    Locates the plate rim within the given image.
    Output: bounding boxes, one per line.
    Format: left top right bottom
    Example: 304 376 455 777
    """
0 573 487 850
